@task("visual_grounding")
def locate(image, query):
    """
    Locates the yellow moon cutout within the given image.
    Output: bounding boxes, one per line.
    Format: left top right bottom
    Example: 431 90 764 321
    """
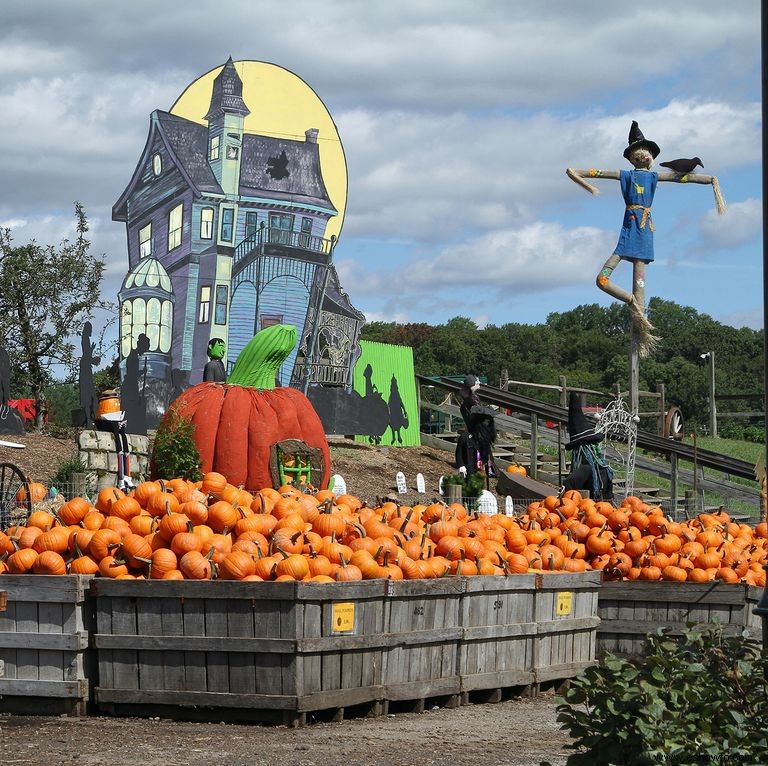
170 60 347 242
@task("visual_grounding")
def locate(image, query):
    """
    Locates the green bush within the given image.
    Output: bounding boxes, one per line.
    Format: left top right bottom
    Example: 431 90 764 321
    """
152 409 202 482
543 624 768 766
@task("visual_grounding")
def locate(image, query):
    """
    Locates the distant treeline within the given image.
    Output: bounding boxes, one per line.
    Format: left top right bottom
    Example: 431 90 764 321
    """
361 298 765 436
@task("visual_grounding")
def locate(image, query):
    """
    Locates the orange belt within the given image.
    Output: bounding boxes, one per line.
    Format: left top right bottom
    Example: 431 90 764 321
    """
627 205 654 232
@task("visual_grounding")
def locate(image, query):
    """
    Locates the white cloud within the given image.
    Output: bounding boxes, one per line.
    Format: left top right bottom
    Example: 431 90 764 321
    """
697 198 762 250
339 222 613 297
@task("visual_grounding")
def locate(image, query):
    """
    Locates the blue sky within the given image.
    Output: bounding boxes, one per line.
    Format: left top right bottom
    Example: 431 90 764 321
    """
0 0 762 356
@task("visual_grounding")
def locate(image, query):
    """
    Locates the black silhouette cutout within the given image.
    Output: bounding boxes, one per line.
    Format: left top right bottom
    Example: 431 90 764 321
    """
121 333 150 436
78 321 101 428
387 375 408 444
266 150 290 180
0 345 24 435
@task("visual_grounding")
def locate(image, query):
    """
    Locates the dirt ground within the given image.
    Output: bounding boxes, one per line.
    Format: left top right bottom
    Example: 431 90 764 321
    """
0 693 570 766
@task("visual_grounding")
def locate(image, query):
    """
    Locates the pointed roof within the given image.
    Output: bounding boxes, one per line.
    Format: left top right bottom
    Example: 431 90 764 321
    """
204 57 250 122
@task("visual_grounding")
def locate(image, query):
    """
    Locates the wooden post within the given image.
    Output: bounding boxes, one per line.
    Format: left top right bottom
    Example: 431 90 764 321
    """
530 415 539 480
657 382 666 436
708 350 717 437
684 490 694 520
559 375 567 481
629 261 644 416
669 451 678 517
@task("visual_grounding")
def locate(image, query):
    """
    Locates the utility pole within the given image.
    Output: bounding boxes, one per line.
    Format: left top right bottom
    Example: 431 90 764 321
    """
701 351 717 437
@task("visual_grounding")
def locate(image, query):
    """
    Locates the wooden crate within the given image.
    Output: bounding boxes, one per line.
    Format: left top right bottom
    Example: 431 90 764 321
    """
598 581 764 656
533 572 601 684
0 575 93 715
460 574 537 693
382 578 464 702
91 579 388 723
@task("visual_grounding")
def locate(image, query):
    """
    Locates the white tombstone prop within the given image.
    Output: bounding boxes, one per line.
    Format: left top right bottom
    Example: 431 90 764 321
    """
330 474 347 496
438 474 445 495
415 473 426 494
395 471 408 494
477 490 498 516
505 496 515 517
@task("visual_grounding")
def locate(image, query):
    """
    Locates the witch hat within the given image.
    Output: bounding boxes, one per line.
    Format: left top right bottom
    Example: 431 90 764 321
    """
564 392 604 450
623 120 660 162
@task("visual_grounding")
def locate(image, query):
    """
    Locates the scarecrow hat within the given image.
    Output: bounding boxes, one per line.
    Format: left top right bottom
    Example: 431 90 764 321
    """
623 120 660 162
564 392 604 450
459 374 480 398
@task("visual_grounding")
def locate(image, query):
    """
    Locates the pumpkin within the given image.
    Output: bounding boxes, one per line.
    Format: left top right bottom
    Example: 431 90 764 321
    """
15 481 47 504
153 325 330 491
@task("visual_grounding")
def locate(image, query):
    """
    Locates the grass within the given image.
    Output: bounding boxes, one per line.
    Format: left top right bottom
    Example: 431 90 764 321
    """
682 434 764 465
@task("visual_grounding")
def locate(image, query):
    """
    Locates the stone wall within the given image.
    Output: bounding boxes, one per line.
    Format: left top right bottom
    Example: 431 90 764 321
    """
77 430 151 490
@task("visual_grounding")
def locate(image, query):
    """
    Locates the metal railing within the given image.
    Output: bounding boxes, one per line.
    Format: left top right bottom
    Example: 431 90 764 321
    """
234 226 334 267
292 362 350 386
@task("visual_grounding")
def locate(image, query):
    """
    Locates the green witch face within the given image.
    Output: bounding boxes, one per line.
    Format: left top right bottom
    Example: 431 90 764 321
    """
207 338 226 361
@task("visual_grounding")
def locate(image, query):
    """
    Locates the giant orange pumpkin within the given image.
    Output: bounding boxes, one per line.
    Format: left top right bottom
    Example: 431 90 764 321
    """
153 325 330 491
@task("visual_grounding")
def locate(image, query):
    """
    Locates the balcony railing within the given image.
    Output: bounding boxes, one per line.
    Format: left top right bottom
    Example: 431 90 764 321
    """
234 226 335 267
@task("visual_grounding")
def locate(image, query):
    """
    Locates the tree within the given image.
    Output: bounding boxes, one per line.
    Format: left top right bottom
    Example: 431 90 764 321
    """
0 204 105 430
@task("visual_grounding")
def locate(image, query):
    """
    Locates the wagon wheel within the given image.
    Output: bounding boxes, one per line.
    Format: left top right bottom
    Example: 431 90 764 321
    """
0 462 32 528
663 406 684 441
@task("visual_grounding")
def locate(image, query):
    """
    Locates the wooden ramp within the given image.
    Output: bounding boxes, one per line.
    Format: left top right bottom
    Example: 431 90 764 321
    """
495 470 557 500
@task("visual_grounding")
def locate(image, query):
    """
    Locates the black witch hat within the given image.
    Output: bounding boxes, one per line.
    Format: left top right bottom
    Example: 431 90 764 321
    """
564 392 604 450
623 120 660 162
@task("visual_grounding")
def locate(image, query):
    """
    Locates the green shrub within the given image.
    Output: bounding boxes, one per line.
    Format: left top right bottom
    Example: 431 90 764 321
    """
48 456 86 488
152 410 202 482
543 624 768 766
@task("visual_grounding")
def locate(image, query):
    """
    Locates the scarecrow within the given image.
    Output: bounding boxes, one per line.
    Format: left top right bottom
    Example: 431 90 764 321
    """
566 121 725 357
563 392 613 501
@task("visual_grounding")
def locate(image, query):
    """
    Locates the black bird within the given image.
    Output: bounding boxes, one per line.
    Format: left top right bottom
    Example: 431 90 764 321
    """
659 157 703 174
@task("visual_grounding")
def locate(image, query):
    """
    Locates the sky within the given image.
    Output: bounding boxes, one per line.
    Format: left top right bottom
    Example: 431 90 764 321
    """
0 0 762 362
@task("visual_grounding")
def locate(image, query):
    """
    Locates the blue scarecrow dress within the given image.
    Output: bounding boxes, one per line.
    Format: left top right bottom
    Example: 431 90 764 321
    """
613 168 658 262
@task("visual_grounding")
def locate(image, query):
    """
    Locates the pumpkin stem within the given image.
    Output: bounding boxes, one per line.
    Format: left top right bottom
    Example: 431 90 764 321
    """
226 324 298 389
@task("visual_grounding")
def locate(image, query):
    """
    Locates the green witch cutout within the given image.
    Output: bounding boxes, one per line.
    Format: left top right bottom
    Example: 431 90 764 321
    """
566 121 726 357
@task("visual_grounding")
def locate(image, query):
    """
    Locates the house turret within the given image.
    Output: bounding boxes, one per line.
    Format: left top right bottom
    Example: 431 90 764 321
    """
205 57 250 196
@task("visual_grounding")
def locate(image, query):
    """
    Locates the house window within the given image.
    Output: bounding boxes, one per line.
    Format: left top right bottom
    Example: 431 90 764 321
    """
220 207 235 242
139 223 152 258
168 203 183 251
299 216 313 247
209 135 220 161
152 153 162 176
215 285 228 325
200 207 214 239
226 145 239 160
269 212 294 245
198 286 211 324
245 211 258 240
120 297 173 357
260 313 283 330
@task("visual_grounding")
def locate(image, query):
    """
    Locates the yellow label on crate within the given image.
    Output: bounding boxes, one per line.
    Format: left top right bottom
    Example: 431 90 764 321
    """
556 592 573 616
332 602 355 633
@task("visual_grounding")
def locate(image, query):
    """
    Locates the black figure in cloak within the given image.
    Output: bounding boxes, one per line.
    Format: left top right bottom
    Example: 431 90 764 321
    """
121 333 150 436
78 321 100 428
466 405 498 478
563 392 613 501
459 375 481 427
387 375 408 444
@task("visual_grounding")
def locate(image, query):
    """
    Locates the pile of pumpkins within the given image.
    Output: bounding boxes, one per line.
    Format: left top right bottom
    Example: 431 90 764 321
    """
1 475 766 585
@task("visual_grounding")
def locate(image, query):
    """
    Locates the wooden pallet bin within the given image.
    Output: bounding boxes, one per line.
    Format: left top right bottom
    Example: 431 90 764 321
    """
460 574 537 693
0 575 94 715
382 578 464 702
533 572 601 684
91 579 388 722
598 581 763 656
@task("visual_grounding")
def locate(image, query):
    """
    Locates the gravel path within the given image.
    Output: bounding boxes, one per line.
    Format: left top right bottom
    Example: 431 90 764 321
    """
0 694 571 766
